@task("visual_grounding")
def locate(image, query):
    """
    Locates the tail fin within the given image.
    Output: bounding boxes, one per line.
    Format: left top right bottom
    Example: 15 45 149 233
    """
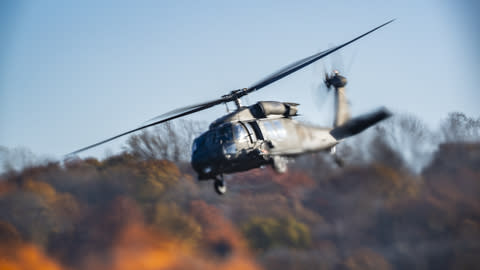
330 107 392 140
334 86 350 127
324 71 350 127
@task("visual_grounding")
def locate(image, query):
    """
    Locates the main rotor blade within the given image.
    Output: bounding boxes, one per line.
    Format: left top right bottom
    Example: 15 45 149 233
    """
245 19 395 94
145 96 226 123
67 101 219 156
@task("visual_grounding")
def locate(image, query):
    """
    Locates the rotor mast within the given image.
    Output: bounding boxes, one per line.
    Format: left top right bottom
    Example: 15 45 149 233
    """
234 97 242 109
223 88 248 110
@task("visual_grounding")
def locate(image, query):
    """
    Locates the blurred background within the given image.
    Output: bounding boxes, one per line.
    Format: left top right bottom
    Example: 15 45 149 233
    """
0 1 479 270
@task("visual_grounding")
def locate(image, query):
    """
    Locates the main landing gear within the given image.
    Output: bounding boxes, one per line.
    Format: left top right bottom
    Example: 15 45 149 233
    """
330 146 344 167
213 175 227 195
271 156 288 174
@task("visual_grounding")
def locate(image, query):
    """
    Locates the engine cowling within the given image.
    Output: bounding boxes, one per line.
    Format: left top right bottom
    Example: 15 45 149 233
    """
251 101 298 118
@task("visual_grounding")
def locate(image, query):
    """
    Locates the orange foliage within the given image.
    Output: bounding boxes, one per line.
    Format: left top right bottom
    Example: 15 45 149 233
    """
340 248 392 270
22 179 81 219
0 180 14 195
80 215 262 270
0 244 65 270
0 221 22 247
0 209 262 270
270 170 316 190
190 200 248 252
1 136 478 270
82 222 187 270
231 168 316 197
107 222 261 270
189 200 262 269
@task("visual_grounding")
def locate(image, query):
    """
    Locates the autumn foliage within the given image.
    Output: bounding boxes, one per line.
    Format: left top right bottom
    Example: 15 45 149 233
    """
0 113 479 270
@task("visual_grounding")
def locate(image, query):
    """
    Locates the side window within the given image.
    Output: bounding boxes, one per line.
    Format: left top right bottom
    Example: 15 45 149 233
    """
233 124 248 141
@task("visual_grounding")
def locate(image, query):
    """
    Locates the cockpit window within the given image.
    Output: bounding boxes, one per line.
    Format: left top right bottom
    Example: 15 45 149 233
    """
233 124 248 141
217 124 233 143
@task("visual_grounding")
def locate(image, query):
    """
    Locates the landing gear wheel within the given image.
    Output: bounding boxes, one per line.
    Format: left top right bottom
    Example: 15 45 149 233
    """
272 156 288 174
214 179 227 195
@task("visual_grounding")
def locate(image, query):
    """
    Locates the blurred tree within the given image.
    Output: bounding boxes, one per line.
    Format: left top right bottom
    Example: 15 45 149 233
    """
125 120 205 162
372 114 437 173
0 146 39 173
22 179 81 220
423 143 480 216
0 220 22 247
451 218 480 270
1 111 480 270
133 159 180 202
338 114 437 173
242 216 311 251
189 200 251 259
0 191 61 247
339 248 392 270
261 248 336 270
83 157 102 168
147 202 202 243
440 112 480 142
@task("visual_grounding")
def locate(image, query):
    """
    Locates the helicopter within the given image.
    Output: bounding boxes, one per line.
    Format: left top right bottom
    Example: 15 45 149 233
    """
70 19 395 195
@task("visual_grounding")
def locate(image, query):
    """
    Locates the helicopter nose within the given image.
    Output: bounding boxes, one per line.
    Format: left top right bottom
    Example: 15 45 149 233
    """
191 144 224 178
202 166 213 174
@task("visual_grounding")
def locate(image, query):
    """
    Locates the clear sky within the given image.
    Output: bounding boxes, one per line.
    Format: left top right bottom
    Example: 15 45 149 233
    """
1 1 479 159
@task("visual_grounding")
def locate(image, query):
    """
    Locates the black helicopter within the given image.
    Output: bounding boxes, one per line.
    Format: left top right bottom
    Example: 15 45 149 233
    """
70 20 394 195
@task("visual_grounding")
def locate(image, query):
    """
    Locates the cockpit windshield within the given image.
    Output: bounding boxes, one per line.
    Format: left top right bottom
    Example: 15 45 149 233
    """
217 124 233 143
192 123 246 155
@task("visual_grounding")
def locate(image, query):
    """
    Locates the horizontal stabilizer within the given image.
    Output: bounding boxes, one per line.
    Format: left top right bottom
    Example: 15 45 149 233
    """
330 107 392 140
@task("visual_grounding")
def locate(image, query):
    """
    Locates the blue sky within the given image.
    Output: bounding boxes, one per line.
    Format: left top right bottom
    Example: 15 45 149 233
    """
0 1 479 159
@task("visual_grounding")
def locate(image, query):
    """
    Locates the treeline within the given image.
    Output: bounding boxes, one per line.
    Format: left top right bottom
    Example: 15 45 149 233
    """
0 113 479 270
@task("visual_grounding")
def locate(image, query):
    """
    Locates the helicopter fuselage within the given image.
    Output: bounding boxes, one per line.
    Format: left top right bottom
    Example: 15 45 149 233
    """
68 20 394 195
191 102 338 180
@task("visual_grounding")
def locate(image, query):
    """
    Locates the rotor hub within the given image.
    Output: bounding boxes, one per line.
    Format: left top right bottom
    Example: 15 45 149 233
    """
325 73 347 89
